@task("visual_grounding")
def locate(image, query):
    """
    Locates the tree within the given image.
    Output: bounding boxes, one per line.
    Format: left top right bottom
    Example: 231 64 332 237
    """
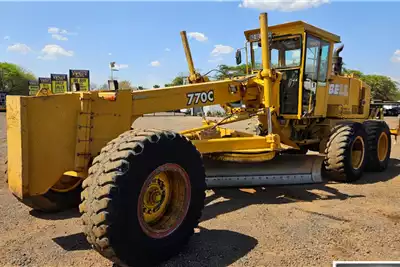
90 83 98 90
138 86 144 90
0 62 36 95
153 84 160 88
99 83 108 90
362 75 399 101
343 68 399 101
213 64 247 80
119 80 132 90
165 75 185 87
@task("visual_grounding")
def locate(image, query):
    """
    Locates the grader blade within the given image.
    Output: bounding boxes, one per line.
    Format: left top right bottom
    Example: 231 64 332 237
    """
204 154 324 188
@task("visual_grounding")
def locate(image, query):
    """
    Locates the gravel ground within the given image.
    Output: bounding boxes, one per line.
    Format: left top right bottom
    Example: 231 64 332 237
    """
1 112 400 267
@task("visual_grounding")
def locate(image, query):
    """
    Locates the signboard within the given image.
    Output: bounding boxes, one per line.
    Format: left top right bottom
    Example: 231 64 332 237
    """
38 77 52 95
28 80 39 96
51 74 68 94
69 70 90 91
0 92 7 110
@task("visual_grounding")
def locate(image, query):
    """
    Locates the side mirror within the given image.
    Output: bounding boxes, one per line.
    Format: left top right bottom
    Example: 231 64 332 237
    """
235 49 242 65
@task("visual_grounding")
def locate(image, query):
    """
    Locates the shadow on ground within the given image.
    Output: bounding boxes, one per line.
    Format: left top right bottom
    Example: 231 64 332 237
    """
201 182 364 223
53 227 257 267
200 158 400 223
354 158 400 184
52 232 91 251
161 227 257 267
29 207 80 220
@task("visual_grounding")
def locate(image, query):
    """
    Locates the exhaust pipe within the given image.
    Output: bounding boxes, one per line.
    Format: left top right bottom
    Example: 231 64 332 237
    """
332 44 344 76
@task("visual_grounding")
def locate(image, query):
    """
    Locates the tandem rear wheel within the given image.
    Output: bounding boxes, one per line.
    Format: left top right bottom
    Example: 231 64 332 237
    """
323 120 391 182
79 129 206 267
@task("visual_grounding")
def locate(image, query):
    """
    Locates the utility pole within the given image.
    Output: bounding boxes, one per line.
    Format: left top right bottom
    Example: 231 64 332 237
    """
110 61 116 81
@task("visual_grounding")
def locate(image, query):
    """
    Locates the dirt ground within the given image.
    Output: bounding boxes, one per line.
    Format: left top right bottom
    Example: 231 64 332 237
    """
1 112 400 267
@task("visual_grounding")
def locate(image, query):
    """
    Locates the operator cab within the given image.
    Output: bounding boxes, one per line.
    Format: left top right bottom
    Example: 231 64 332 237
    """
239 21 340 118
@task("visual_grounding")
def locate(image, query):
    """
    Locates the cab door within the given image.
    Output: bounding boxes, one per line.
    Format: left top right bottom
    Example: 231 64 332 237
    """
302 34 331 116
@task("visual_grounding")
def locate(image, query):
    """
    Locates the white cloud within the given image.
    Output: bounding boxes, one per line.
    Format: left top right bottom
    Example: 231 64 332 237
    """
4 36 10 40
150 60 161 67
211 44 234 57
165 48 171 52
7 43 31 54
208 57 223 63
239 0 330 12
37 44 74 60
52 34 68 41
188 32 208 42
48 27 60 34
48 27 77 36
391 50 400 63
110 64 128 70
108 52 112 56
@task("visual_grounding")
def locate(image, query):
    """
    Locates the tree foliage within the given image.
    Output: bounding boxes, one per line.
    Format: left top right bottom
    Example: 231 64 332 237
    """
343 68 399 101
99 83 108 90
165 75 185 87
119 80 132 90
213 64 247 80
0 62 36 95
153 84 160 88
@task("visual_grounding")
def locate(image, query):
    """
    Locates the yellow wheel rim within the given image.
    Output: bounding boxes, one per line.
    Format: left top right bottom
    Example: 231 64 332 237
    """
51 175 82 193
138 163 191 239
351 136 365 170
142 172 171 225
377 132 389 162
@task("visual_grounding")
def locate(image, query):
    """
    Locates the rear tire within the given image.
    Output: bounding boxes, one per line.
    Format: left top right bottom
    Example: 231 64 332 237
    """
363 120 391 172
323 122 367 182
80 129 206 267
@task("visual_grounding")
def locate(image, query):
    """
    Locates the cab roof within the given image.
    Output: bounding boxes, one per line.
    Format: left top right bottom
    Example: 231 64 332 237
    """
244 21 341 44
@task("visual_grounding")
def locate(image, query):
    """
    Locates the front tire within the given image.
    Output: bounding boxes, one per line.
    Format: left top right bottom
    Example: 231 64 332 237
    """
79 129 206 266
324 122 367 182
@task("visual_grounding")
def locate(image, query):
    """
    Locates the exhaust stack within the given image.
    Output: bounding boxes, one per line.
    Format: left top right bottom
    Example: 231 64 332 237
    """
332 44 344 76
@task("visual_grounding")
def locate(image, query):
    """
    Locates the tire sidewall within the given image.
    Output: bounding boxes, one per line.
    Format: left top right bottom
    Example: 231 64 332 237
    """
343 123 368 180
371 122 391 170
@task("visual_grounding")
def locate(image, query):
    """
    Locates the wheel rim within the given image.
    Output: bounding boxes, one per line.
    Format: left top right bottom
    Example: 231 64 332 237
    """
51 175 82 193
377 132 389 162
138 163 191 239
351 136 365 170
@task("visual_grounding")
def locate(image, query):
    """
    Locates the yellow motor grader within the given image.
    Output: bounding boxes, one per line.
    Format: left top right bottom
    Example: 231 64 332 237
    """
6 12 396 266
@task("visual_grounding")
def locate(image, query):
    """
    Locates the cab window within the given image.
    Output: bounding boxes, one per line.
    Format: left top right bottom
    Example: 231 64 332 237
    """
251 36 302 70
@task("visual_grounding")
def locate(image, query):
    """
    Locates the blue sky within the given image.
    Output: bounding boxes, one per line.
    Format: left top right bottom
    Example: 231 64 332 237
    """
1 1 400 88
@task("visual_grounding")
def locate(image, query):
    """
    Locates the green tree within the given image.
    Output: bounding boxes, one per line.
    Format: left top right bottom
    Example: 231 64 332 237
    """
153 84 160 88
0 62 36 95
165 75 185 87
343 68 399 101
362 75 399 101
138 86 144 90
214 64 247 80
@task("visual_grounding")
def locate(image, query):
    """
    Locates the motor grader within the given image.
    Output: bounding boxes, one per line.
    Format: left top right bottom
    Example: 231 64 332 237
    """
5 12 396 266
